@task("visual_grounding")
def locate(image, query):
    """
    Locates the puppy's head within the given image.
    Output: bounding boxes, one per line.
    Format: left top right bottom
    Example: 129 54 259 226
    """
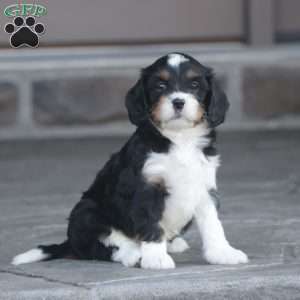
126 53 229 130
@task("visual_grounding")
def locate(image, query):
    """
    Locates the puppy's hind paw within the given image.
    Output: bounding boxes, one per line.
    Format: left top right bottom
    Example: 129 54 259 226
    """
167 237 190 253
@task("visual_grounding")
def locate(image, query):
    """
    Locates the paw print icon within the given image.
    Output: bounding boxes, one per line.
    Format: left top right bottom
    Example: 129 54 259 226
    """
4 16 45 48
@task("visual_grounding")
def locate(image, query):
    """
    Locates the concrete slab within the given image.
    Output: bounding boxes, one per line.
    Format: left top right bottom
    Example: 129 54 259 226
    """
0 272 88 300
0 131 299 299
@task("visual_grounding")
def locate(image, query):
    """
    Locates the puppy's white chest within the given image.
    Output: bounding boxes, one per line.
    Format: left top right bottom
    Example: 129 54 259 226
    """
143 137 216 239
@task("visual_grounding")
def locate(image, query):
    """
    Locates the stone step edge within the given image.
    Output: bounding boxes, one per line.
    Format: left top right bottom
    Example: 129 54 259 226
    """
1 118 300 141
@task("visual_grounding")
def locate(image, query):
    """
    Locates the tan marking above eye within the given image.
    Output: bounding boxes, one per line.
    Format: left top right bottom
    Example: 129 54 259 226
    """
185 69 200 79
158 70 171 81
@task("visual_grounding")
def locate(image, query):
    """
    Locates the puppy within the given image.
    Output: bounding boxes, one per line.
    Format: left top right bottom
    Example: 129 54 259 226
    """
12 53 248 269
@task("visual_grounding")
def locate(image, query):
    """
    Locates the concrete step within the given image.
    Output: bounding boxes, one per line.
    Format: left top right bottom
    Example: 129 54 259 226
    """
1 44 300 139
1 130 300 299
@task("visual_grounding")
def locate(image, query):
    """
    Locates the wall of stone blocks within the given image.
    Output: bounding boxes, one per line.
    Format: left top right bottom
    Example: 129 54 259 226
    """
0 47 300 136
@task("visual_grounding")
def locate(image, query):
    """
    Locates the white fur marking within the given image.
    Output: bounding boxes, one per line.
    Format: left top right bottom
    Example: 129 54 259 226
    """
167 237 190 253
141 241 175 269
143 123 248 265
143 124 213 240
168 53 188 67
12 248 48 265
101 229 141 267
195 201 248 264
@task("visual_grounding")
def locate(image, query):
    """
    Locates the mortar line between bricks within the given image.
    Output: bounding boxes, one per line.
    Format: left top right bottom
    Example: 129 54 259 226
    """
0 268 90 290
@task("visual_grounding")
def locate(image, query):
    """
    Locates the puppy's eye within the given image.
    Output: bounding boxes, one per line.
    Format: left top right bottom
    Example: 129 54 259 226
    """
156 81 167 91
190 80 200 89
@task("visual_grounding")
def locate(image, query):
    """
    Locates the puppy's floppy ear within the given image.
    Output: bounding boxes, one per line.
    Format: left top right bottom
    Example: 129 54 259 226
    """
206 75 230 127
125 77 148 126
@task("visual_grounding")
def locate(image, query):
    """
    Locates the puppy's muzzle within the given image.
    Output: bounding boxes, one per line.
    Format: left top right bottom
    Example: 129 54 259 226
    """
172 98 185 111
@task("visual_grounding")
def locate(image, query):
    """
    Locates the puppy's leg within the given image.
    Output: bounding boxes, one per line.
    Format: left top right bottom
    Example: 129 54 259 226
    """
167 220 192 253
67 198 113 261
102 229 141 267
131 184 175 269
195 193 248 265
141 240 175 269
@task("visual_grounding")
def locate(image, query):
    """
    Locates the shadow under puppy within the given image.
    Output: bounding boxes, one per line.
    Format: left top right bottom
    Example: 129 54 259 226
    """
12 53 248 269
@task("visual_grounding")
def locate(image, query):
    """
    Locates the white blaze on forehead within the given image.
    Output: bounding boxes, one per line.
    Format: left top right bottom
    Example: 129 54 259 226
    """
167 54 188 67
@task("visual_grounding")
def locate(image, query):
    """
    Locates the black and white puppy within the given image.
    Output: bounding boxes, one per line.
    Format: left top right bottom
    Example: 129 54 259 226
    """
12 53 248 269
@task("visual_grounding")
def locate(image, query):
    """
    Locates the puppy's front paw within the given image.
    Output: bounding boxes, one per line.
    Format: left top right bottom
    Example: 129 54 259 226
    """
141 252 175 269
204 245 248 265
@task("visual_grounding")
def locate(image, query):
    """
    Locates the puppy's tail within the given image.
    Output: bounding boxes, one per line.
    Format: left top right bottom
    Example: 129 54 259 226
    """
11 240 72 266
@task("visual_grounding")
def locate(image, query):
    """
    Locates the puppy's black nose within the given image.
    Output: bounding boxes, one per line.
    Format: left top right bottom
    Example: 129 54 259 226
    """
172 98 185 111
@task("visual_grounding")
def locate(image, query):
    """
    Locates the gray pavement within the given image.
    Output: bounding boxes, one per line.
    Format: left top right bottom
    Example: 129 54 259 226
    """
0 130 300 299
